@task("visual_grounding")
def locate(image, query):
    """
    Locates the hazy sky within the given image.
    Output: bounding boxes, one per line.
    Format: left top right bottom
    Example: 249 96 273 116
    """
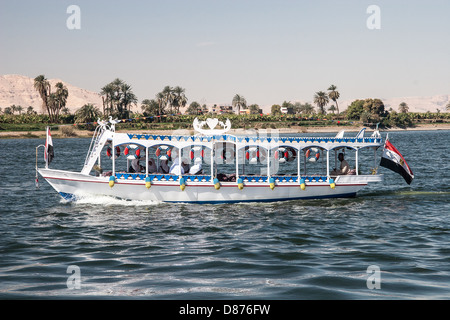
1 0 449 109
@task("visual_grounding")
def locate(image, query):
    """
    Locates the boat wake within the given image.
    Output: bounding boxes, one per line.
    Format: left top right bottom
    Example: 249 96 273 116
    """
361 189 450 198
61 194 161 207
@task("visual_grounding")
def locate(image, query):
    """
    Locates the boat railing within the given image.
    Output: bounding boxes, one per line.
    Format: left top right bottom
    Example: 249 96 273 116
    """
115 173 213 183
114 172 331 184
241 175 328 183
84 125 104 167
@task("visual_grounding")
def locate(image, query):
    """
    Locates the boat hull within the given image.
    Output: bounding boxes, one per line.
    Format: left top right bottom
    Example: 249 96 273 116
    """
38 169 381 204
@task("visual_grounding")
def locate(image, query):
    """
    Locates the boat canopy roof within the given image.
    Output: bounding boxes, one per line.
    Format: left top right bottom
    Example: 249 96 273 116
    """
111 131 383 151
102 117 383 151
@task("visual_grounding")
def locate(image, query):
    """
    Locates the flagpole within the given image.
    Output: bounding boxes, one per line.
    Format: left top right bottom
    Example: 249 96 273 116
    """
35 144 45 188
45 126 49 169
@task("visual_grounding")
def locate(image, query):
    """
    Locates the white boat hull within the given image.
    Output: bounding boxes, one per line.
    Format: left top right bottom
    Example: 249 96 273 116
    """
38 169 382 204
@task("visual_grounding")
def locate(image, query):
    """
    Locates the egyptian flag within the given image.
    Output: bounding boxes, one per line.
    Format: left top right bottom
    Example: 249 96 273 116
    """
45 127 54 166
380 139 414 185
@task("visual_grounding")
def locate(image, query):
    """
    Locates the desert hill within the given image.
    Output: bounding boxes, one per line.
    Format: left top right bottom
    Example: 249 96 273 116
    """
0 74 103 113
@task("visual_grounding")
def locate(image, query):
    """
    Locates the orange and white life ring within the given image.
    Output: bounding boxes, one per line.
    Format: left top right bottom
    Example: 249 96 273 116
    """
245 147 267 164
275 147 289 163
190 146 204 163
305 147 320 162
124 144 141 160
246 147 259 164
106 146 121 159
155 145 172 161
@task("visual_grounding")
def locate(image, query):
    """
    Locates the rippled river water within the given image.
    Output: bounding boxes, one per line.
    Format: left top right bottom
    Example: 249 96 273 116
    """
0 130 449 299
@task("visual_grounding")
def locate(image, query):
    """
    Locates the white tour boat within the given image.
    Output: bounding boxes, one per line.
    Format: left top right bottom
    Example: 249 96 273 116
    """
37 118 385 204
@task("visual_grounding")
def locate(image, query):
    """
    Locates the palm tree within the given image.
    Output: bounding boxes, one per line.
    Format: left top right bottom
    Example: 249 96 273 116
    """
327 85 340 114
172 86 187 114
54 82 69 121
301 102 315 115
100 79 137 118
314 91 329 114
100 83 115 116
27 106 36 114
33 75 51 115
155 92 165 118
141 99 159 116
120 83 137 118
47 93 57 120
75 104 101 126
232 94 247 114
110 78 124 116
161 86 175 114
10 105 18 114
446 102 450 111
399 102 409 113
328 105 336 114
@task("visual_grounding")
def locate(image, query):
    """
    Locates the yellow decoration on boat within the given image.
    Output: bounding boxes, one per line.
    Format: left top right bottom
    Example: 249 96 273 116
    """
145 177 151 189
180 177 186 191
109 176 115 188
269 177 275 190
213 178 220 190
237 178 244 190
300 178 306 190
329 178 336 189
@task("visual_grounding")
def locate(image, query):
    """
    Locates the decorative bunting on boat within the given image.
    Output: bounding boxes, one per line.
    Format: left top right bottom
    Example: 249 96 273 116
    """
119 132 381 147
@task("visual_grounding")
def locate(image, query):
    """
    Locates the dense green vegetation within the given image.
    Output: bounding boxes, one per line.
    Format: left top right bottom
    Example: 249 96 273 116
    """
1 109 449 133
1 76 449 134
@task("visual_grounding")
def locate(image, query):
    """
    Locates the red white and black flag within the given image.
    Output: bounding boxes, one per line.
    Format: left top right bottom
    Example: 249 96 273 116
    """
380 139 414 185
45 127 54 167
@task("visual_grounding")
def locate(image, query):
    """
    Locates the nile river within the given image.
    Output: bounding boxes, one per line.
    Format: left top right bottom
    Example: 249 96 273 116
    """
0 130 449 299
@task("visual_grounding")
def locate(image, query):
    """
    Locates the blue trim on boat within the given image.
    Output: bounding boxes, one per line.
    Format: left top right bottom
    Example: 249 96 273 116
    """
59 192 77 201
127 132 382 145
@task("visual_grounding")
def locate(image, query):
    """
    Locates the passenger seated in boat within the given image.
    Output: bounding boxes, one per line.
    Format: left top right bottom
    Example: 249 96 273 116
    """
130 159 144 173
147 158 157 173
217 173 236 182
217 173 227 181
331 153 349 175
158 159 169 174
169 158 185 175
181 159 190 174
189 159 203 175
